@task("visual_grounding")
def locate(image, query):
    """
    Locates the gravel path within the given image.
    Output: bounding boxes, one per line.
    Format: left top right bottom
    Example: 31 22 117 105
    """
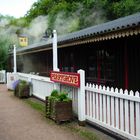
0 84 85 140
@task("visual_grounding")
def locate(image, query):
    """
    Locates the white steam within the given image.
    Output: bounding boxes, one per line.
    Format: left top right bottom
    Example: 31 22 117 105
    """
0 2 107 48
54 12 79 35
53 3 107 35
84 7 107 26
0 18 19 47
23 16 48 43
0 18 10 27
0 16 49 48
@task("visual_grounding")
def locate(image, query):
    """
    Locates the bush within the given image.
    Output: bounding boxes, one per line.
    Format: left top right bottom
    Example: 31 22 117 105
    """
50 89 59 97
14 80 30 98
46 89 72 123
49 90 71 102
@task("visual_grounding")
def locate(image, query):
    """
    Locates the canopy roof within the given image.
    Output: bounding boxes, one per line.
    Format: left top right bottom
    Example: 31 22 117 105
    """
17 12 140 54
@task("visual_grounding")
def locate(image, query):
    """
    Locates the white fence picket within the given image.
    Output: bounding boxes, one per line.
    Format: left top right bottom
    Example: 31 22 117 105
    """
89 84 92 118
103 87 107 123
85 83 88 116
87 85 90 116
130 90 135 135
115 88 119 129
124 90 129 133
120 89 124 131
111 87 115 127
99 85 103 122
107 86 111 125
92 84 96 119
95 85 99 120
135 91 140 137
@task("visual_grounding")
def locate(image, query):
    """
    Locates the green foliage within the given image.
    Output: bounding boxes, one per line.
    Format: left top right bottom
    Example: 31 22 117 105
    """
1 0 140 32
46 90 72 118
101 0 140 19
18 80 29 92
58 91 71 102
50 90 71 102
14 80 30 98
0 15 22 70
0 34 19 70
19 79 28 85
50 89 59 97
0 37 9 70
25 99 45 114
24 0 140 34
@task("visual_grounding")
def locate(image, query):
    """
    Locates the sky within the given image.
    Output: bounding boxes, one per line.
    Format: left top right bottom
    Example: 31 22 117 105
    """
0 0 37 18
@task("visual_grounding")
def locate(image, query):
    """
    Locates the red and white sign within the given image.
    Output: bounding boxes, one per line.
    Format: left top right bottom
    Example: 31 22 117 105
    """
50 71 80 87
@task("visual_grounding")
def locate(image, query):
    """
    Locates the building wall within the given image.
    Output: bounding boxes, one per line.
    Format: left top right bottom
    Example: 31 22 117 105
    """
127 35 140 91
17 50 53 75
15 35 140 91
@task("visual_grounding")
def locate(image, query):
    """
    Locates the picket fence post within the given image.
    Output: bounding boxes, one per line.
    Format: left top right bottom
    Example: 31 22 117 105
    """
78 69 86 126
28 75 33 96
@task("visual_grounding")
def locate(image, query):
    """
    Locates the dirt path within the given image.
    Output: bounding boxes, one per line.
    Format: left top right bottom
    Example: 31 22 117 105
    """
0 84 86 140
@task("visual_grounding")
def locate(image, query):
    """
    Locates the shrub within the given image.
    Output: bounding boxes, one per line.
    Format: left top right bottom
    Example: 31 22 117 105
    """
14 80 30 98
46 89 72 121
49 90 71 102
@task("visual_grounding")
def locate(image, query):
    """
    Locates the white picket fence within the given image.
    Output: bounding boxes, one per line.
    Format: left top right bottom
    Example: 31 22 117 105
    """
6 72 140 140
18 73 55 100
0 70 6 83
18 73 79 113
85 83 140 140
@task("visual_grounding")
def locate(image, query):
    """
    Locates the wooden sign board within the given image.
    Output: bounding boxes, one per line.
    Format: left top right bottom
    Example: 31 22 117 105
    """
50 71 80 87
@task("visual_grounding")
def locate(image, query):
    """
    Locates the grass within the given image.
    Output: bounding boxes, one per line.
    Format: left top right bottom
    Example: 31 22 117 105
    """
24 98 46 114
62 122 100 140
24 98 99 140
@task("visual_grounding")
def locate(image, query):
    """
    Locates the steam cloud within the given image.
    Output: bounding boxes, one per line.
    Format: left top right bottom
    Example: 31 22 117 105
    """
0 19 19 48
53 3 107 35
23 16 48 44
0 2 107 49
0 3 107 72
54 12 79 35
0 16 49 48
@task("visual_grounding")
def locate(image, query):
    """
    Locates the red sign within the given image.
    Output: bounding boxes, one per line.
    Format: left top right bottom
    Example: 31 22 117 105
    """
50 71 80 87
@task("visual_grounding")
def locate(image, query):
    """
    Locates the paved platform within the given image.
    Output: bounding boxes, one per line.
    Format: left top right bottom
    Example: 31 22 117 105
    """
0 84 120 140
0 84 86 140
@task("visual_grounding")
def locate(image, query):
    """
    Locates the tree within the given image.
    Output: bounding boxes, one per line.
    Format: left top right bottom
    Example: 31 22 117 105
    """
102 0 140 19
0 37 9 70
23 0 140 33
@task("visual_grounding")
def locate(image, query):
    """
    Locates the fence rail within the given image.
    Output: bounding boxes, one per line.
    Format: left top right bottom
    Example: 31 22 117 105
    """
85 83 140 140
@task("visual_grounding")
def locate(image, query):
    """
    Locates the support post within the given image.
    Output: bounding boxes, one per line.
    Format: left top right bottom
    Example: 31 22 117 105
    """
78 69 86 126
53 30 59 71
13 45 17 73
52 30 59 90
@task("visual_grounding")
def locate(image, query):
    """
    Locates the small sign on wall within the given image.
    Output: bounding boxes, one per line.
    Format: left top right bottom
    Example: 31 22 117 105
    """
18 35 28 47
50 71 80 87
